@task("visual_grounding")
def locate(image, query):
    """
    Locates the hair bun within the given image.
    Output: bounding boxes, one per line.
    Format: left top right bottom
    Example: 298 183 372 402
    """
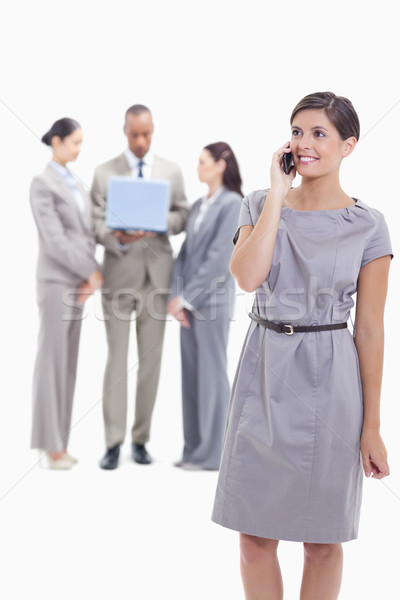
41 132 51 146
40 118 81 147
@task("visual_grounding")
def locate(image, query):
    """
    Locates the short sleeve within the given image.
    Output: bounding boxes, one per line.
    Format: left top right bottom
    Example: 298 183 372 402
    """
233 195 254 244
361 213 394 268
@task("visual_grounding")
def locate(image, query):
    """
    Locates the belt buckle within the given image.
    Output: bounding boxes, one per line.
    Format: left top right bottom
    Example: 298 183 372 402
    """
283 324 294 335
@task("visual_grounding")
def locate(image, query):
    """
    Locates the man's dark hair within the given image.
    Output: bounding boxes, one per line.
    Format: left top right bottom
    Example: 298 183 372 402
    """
125 104 152 122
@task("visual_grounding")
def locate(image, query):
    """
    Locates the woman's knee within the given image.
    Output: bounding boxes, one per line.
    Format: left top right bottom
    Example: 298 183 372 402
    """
240 534 279 564
303 543 342 563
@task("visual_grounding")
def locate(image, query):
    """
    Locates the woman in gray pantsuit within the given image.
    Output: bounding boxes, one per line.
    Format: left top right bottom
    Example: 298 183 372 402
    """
30 119 102 469
211 93 393 599
168 142 243 470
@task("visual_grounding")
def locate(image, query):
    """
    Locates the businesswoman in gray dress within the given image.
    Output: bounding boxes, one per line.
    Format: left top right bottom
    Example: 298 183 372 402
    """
211 93 393 599
30 118 102 469
168 142 243 470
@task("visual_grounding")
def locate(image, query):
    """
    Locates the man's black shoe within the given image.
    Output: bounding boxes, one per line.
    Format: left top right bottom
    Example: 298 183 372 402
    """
131 443 152 465
100 445 120 470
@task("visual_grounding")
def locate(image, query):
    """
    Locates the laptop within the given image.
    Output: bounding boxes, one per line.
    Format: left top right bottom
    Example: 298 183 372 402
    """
105 176 170 232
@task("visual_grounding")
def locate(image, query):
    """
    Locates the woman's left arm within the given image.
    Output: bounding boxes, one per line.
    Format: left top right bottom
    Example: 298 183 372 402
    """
354 254 391 479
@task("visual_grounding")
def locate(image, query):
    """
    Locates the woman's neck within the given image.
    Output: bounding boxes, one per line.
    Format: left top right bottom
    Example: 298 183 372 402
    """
289 173 351 210
52 154 67 168
207 178 224 198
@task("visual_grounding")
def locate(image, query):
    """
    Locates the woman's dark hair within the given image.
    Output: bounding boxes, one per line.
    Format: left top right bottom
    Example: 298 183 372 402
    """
41 118 81 146
203 142 243 197
290 92 360 141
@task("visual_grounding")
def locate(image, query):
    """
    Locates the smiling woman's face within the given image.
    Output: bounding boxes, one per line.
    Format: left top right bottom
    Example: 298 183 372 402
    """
290 109 355 179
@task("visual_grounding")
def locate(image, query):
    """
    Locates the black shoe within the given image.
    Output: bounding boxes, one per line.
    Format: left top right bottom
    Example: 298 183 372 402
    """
131 443 152 465
100 445 120 470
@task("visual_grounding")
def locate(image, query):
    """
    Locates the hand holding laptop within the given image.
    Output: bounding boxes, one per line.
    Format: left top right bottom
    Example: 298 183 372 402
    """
115 230 157 244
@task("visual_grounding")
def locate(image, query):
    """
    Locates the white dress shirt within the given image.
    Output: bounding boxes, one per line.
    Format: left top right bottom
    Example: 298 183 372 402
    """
124 148 153 180
49 161 86 213
193 186 224 233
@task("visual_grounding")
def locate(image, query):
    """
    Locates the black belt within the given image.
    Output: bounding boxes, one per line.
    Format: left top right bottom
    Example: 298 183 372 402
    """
249 312 347 336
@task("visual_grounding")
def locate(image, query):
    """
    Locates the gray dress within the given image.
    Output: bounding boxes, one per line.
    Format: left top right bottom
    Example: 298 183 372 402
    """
211 190 393 543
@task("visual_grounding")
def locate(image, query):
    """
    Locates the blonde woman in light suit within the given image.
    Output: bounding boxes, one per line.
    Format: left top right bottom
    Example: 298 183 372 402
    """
30 118 102 469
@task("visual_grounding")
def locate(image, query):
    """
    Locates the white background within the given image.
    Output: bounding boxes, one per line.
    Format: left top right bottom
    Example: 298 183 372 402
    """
0 1 399 598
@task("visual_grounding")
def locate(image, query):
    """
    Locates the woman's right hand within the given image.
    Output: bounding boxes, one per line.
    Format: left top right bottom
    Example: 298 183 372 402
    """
167 297 190 329
88 269 103 292
77 270 103 304
77 281 92 304
269 142 296 198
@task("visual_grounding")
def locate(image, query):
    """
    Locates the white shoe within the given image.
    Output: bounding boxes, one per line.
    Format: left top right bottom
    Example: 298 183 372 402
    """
39 451 73 470
46 455 73 470
182 462 218 471
65 453 78 464
181 462 204 471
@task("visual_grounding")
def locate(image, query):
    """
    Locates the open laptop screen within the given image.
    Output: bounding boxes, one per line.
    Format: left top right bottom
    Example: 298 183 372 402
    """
106 176 170 232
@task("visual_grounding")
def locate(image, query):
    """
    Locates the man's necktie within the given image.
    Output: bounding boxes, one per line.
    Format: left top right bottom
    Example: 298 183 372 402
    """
137 160 144 178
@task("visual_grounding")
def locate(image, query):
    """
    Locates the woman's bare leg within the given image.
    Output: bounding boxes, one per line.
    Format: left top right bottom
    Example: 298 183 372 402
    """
300 543 343 600
240 534 283 600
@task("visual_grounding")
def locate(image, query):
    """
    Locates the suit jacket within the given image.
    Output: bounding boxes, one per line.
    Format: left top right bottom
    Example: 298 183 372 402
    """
171 188 242 309
30 164 98 286
91 153 188 292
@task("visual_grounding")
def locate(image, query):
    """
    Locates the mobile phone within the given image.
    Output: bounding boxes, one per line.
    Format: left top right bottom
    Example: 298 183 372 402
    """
282 152 294 175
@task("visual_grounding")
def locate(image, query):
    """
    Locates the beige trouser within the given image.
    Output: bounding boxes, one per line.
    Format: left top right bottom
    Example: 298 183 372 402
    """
31 281 82 452
102 278 169 448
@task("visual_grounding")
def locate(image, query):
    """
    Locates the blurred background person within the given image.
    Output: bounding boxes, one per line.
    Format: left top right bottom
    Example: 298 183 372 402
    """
30 118 102 469
91 104 188 470
168 142 243 470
